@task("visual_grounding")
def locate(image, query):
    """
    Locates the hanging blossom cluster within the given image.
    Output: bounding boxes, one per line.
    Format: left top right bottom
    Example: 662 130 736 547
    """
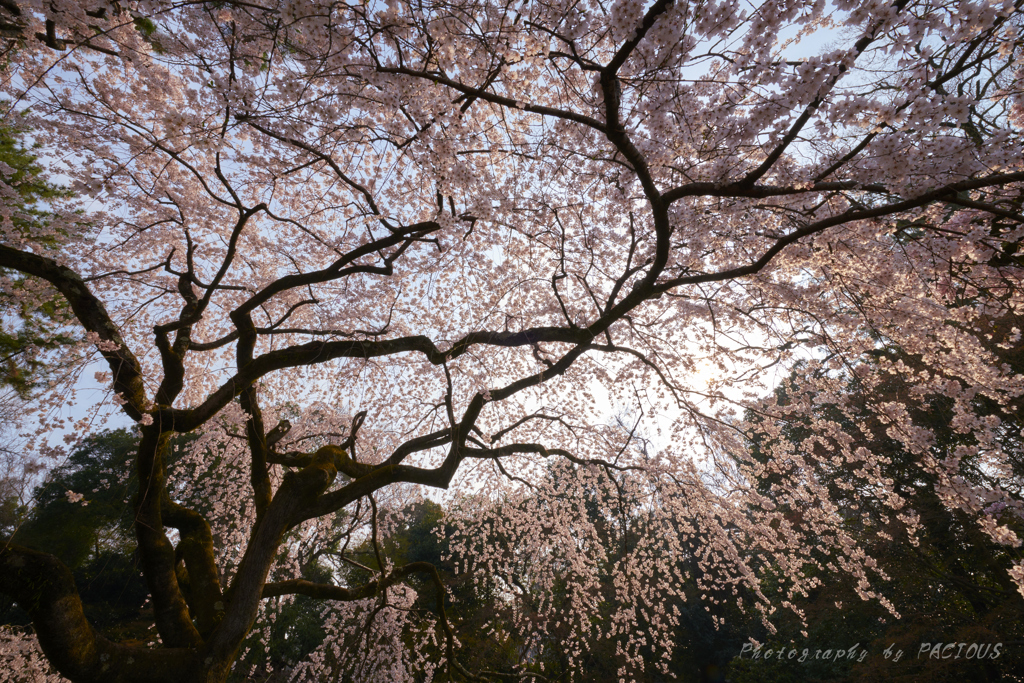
288 587 440 683
0 0 1022 681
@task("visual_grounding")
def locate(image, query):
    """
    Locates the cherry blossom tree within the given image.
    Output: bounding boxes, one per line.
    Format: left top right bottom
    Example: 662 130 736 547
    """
1 0 1023 680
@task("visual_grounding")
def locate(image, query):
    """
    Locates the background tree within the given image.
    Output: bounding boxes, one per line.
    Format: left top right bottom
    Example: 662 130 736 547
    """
0 0 1022 682
0 124 79 396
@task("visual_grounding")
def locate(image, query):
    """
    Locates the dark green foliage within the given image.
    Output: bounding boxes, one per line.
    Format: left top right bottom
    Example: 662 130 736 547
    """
0 125 71 236
1 430 152 641
0 123 77 396
14 429 138 568
0 490 28 539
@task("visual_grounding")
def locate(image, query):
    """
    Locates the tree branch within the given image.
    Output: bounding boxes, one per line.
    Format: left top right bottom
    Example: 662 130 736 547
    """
0 245 147 420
